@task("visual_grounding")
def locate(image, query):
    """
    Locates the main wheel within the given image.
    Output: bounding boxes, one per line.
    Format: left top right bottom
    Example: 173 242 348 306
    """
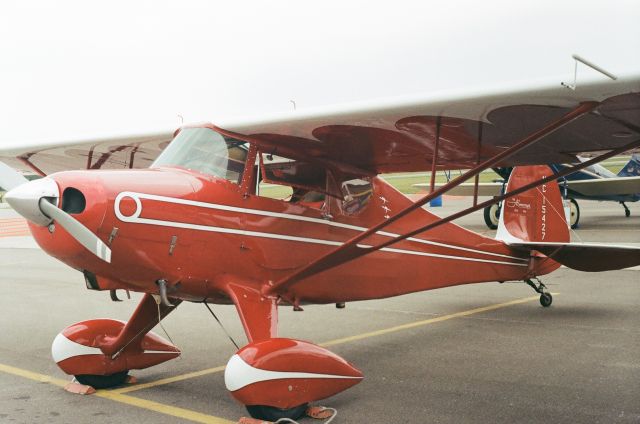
539 293 553 308
568 198 580 229
74 371 129 389
246 404 308 421
483 202 501 230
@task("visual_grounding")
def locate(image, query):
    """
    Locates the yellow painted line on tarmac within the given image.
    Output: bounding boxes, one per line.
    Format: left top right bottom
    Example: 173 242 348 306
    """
320 294 556 347
121 294 551 393
0 362 234 424
96 391 234 424
112 365 226 394
0 363 69 387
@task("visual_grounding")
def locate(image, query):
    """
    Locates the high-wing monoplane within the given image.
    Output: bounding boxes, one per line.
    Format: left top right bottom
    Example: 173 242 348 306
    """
1 76 640 421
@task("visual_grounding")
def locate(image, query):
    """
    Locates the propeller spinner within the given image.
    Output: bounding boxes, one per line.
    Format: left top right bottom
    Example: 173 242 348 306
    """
1 163 111 263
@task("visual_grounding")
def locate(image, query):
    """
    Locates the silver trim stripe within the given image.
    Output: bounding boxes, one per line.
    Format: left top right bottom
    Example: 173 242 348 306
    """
114 192 527 267
116 191 527 262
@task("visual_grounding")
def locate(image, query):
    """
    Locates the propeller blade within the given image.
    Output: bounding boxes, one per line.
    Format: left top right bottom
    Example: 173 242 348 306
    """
0 162 29 191
39 199 112 263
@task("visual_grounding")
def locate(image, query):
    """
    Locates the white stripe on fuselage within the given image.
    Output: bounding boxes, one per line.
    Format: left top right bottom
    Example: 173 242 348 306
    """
114 192 527 267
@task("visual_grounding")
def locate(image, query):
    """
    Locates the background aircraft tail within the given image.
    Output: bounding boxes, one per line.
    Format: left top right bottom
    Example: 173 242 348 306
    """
617 154 640 177
496 165 570 244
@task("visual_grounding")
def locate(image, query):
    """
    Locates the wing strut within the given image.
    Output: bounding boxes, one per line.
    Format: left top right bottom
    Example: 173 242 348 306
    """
264 101 600 296
428 116 441 193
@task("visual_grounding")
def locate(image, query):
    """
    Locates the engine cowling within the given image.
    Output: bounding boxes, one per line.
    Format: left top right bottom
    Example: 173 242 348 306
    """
225 338 363 409
52 319 180 376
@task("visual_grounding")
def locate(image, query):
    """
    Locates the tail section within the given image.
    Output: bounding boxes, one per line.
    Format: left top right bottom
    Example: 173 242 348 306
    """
496 165 640 273
617 154 640 177
496 165 569 244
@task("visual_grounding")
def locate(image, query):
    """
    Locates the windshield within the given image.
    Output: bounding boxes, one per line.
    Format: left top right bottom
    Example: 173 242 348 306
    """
152 127 248 183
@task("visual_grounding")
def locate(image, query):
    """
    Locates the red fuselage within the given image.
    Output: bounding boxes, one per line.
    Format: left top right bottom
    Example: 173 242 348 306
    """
28 167 557 305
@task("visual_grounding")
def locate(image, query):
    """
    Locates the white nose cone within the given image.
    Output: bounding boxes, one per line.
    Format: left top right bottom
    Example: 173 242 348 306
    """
5 178 59 226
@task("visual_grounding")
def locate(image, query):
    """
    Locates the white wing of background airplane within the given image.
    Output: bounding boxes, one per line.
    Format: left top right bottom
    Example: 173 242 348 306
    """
568 176 640 196
1 75 639 176
413 175 640 197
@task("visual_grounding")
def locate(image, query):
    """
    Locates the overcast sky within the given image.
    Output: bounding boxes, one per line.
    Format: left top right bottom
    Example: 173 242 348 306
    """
1 0 639 148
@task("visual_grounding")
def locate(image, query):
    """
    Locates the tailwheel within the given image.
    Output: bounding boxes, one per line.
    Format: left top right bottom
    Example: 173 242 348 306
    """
539 292 553 308
74 371 129 389
525 278 552 308
246 403 308 421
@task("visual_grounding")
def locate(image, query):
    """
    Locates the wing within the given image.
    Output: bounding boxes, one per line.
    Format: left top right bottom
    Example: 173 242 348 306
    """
567 176 640 196
216 75 640 175
2 76 640 177
413 182 503 196
0 131 174 175
509 242 640 272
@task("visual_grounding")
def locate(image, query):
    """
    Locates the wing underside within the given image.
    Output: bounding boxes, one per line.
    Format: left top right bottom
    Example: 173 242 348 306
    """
0 132 173 175
216 76 640 176
1 76 639 176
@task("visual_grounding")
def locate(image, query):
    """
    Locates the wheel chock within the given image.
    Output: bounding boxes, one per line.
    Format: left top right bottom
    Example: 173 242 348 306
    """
306 406 335 419
237 418 272 424
63 373 137 395
64 382 96 395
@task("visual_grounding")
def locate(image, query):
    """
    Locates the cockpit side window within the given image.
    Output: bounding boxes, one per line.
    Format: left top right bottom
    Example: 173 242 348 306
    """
255 153 330 209
152 127 248 183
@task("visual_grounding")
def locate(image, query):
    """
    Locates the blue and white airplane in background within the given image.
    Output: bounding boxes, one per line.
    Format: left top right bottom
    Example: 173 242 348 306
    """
419 155 640 229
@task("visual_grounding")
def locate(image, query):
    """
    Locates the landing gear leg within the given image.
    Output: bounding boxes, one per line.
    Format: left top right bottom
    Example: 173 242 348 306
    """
525 278 552 307
621 201 631 218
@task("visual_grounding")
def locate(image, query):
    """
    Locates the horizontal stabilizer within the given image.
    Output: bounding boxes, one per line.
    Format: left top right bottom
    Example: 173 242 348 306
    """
510 242 640 272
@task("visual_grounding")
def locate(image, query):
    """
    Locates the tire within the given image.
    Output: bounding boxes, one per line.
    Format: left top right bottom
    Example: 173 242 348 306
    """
539 293 553 308
246 404 308 421
568 198 580 229
75 371 129 389
483 202 501 230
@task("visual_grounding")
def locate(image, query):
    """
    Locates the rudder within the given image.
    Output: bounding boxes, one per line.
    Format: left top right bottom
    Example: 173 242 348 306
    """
496 165 569 243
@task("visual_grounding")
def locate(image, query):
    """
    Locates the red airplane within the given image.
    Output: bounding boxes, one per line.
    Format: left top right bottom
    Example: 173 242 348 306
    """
1 77 640 421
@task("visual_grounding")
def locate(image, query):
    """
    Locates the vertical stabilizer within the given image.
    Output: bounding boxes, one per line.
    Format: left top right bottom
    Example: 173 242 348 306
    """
496 165 569 243
617 154 640 177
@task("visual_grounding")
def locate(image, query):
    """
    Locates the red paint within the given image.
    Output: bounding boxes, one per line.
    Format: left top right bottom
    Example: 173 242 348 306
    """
55 318 180 376
502 165 569 243
21 118 637 410
229 338 362 409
